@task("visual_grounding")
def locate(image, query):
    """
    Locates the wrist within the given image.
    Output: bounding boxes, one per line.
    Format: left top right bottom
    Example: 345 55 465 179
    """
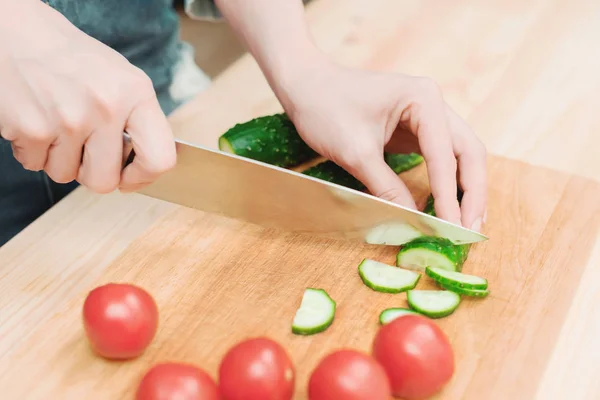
264 41 333 113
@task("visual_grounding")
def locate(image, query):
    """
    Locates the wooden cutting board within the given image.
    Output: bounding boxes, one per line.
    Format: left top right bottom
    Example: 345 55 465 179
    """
1 154 599 400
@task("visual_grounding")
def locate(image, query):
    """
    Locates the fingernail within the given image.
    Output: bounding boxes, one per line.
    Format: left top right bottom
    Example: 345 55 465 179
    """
471 217 482 232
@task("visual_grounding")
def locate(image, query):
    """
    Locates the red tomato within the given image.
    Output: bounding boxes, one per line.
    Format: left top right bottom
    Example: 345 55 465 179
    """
308 349 391 400
218 337 295 400
135 362 220 400
82 283 158 360
372 315 454 400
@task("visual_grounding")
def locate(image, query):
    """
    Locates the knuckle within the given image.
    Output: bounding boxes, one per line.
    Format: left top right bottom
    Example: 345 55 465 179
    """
80 171 120 194
129 69 155 95
93 94 120 121
19 119 55 143
86 178 119 194
414 77 442 99
19 158 45 172
59 112 88 134
146 150 176 176
376 187 408 203
334 143 378 172
47 167 78 184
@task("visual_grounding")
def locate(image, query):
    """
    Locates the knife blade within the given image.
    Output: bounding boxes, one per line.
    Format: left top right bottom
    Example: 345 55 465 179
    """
124 136 487 245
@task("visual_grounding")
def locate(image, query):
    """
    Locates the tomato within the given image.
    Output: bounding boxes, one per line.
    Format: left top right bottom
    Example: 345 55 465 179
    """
82 283 158 360
308 349 391 400
218 337 295 400
135 362 220 400
372 315 454 400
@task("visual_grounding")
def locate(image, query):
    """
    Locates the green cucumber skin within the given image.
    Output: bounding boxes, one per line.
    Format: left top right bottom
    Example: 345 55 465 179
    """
422 188 465 216
384 153 424 174
302 153 424 191
302 161 365 191
404 188 471 271
357 261 421 294
397 236 467 272
406 291 461 319
379 308 424 324
291 288 336 336
219 113 318 167
438 283 490 297
292 319 335 335
425 267 488 290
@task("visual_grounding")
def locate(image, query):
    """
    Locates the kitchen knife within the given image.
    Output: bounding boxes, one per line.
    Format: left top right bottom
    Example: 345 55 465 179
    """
123 136 487 245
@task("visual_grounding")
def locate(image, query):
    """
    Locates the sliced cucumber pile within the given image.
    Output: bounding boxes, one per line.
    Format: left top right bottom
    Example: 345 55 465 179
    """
399 190 471 272
406 290 461 319
379 308 423 325
396 236 468 272
358 259 421 294
292 288 336 335
438 283 490 297
219 114 492 332
425 267 488 289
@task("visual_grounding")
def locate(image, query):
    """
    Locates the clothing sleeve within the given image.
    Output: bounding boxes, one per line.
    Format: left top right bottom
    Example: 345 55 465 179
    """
183 0 313 22
184 0 223 21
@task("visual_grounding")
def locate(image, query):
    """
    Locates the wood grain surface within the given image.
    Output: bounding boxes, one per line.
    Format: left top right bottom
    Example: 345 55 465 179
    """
1 0 600 399
1 157 599 400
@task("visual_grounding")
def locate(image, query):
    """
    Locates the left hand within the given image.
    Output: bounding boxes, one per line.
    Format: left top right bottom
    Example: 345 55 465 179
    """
274 59 487 231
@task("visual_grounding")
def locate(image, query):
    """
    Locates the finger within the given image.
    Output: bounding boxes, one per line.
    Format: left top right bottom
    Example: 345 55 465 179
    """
406 79 460 224
446 108 487 231
119 97 176 192
78 126 122 194
9 138 50 171
45 134 84 184
0 62 52 171
344 152 417 209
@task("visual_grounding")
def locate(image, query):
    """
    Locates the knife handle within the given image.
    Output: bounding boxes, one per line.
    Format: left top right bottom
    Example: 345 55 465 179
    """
122 132 136 168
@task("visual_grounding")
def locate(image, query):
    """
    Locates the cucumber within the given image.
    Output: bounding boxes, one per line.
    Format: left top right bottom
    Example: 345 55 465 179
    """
422 189 465 216
358 259 421 294
292 288 336 335
397 189 471 272
384 152 424 174
379 308 424 325
425 266 488 290
302 152 424 191
302 161 365 190
396 236 468 272
218 113 318 167
364 222 423 246
438 283 490 297
406 290 461 318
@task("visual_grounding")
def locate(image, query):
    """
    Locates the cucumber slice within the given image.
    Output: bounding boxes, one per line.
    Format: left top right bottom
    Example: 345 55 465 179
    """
406 290 461 318
292 288 336 335
425 266 488 290
438 283 490 297
379 308 424 325
397 236 469 272
364 222 423 246
358 259 421 294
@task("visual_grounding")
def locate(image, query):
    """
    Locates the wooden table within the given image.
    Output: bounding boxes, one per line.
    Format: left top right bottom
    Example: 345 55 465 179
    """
1 0 600 399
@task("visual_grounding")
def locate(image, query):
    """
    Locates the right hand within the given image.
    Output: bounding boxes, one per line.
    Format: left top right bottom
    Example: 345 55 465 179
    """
0 0 176 193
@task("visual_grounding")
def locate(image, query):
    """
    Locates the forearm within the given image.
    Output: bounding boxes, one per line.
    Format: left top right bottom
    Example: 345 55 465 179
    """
213 0 327 94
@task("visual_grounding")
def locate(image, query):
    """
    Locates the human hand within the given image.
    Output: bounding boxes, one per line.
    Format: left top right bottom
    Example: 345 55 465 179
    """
0 0 176 193
275 59 487 231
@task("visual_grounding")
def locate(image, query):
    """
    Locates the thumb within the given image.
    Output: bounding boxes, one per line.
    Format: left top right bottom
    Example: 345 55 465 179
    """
344 154 417 209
